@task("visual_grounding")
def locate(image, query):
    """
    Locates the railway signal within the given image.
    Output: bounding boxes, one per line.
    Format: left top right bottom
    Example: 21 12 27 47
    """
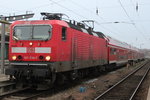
0 13 34 74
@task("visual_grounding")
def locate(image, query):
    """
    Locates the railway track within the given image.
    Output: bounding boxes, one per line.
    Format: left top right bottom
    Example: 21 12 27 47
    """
0 82 47 100
0 80 50 100
0 80 77 100
94 60 150 100
0 83 77 100
0 80 16 96
0 61 147 100
1 89 48 100
0 80 31 100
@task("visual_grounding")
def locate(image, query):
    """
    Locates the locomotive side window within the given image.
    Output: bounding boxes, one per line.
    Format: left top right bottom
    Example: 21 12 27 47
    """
62 27 67 40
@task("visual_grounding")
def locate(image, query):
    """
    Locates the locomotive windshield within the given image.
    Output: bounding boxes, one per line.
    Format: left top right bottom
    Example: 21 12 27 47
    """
13 25 51 40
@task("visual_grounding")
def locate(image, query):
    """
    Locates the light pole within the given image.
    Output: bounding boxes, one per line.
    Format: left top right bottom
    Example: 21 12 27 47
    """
140 43 144 49
0 18 11 74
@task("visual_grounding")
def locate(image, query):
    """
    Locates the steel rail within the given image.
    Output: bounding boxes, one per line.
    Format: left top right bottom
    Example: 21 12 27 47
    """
0 80 50 100
0 80 31 98
94 61 148 100
21 90 48 100
0 87 30 98
129 65 150 100
1 89 50 100
0 81 15 87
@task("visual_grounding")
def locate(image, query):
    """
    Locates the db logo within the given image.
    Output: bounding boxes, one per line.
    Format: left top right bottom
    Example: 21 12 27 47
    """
27 47 35 53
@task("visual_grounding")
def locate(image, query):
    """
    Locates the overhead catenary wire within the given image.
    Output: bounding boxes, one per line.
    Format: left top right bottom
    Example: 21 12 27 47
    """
4 0 130 40
0 4 20 15
118 0 147 40
68 0 148 47
66 0 127 38
95 21 123 36
118 0 134 23
130 0 148 42
3 0 65 16
0 0 122 38
48 0 124 38
49 0 88 20
69 0 104 20
1 0 148 48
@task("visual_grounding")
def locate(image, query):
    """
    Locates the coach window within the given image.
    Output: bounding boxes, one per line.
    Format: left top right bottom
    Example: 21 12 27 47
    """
62 27 67 40
110 48 113 54
110 48 116 55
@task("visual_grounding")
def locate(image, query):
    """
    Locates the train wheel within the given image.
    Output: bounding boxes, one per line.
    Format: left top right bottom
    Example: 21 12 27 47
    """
9 75 15 81
69 70 78 81
94 67 100 76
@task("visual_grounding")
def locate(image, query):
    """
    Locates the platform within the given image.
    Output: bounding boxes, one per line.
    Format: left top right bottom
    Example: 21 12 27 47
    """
0 74 9 82
0 60 9 65
147 87 150 100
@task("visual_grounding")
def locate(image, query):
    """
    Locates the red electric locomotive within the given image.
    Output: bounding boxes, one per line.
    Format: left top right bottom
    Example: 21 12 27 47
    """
5 13 144 87
6 13 108 87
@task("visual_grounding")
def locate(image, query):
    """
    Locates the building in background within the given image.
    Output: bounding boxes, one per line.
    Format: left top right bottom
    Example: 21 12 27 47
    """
141 49 150 58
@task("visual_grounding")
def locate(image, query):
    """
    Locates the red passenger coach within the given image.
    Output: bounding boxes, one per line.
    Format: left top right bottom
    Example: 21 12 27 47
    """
107 36 143 66
107 36 130 66
6 13 108 86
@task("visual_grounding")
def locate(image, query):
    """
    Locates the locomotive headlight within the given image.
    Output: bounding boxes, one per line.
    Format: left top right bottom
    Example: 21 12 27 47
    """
12 56 17 60
29 42 33 46
45 56 51 61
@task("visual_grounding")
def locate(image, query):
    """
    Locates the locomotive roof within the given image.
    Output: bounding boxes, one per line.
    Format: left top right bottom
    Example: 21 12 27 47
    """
66 21 106 39
11 20 106 39
40 13 106 39
12 20 69 27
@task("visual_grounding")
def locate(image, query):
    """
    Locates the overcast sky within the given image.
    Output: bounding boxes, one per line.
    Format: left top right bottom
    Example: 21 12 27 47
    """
0 0 150 49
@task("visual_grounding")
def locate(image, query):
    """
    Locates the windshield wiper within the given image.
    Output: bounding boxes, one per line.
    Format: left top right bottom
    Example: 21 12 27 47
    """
13 36 19 40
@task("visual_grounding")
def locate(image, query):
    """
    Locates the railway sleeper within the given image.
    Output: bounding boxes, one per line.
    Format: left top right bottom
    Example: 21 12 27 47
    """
0 84 16 96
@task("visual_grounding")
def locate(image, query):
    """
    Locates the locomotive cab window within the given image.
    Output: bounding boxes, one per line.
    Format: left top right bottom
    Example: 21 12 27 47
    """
62 27 67 40
13 25 51 40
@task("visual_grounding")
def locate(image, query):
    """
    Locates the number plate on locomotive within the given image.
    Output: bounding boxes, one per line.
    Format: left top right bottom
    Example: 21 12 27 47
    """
27 47 35 53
